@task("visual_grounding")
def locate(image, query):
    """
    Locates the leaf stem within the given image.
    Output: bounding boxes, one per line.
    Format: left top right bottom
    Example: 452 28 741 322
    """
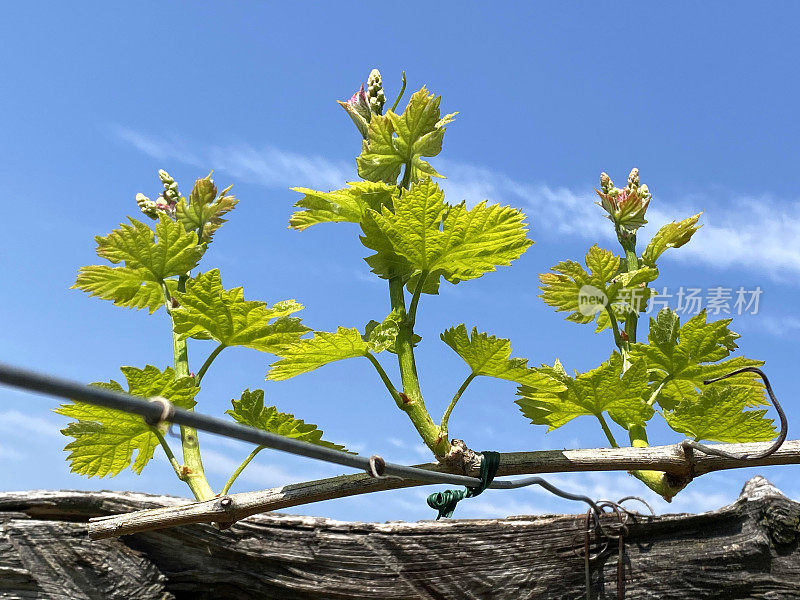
440 372 476 435
220 446 265 495
196 343 225 384
596 413 620 448
407 270 428 327
616 230 640 345
365 352 403 406
647 377 670 407
152 427 185 480
604 305 624 351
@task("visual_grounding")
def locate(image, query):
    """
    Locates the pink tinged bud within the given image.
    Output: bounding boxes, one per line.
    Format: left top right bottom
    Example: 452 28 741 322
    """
594 178 650 234
155 196 176 218
348 84 371 120
337 83 371 138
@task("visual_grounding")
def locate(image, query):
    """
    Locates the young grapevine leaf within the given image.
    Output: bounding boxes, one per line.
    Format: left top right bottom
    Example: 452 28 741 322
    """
361 178 532 288
363 312 422 354
55 366 199 478
540 245 657 325
516 353 653 431
362 311 400 353
95 215 205 281
289 181 395 230
176 174 238 243
641 213 702 267
663 386 775 443
227 389 349 452
631 309 765 411
357 87 456 184
267 327 373 380
441 324 567 388
172 269 309 354
74 266 177 313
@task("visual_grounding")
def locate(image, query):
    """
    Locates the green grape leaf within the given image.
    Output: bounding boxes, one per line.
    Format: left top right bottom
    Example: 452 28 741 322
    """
642 213 702 267
540 245 621 324
584 245 621 283
363 311 401 353
356 87 456 184
268 327 371 380
541 245 660 326
176 174 238 243
55 366 199 478
631 309 766 412
613 266 659 287
361 178 532 287
172 269 308 353
516 354 653 431
363 312 421 354
664 386 775 443
73 265 177 313
95 215 205 281
227 389 349 452
632 309 737 376
289 181 395 230
441 324 566 388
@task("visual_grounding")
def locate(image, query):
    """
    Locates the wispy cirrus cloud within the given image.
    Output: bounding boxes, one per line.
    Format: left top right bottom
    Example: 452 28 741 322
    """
0 410 64 439
437 159 800 282
111 125 353 191
111 127 800 281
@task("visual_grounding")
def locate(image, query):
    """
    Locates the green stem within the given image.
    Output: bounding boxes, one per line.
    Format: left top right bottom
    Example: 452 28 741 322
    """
626 424 687 501
389 276 445 456
440 372 476 435
647 377 670 407
604 306 625 351
220 446 265 495
162 277 214 501
365 352 403 407
385 163 446 457
618 233 640 345
196 343 225 384
407 270 428 326
152 427 185 480
399 161 413 191
596 413 619 448
390 71 407 113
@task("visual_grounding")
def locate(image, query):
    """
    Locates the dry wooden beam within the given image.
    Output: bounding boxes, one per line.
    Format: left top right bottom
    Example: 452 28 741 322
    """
87 439 800 539
5 478 800 599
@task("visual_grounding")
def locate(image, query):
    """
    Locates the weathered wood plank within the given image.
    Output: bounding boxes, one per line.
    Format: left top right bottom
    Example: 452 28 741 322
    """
1 477 799 599
85 439 800 540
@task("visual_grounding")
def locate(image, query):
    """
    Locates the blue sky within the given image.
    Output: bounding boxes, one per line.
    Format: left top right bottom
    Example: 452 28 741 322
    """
2 2 800 521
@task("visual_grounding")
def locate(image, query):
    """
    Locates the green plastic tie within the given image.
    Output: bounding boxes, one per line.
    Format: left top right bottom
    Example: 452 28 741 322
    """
426 451 500 519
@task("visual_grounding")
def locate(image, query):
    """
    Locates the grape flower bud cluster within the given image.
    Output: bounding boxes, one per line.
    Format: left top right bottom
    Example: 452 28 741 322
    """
136 169 182 219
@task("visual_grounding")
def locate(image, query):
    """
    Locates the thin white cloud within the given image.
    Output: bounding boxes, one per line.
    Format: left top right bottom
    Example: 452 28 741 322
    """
0 410 64 439
756 315 800 338
111 125 353 191
201 448 308 489
112 128 800 281
438 159 800 281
